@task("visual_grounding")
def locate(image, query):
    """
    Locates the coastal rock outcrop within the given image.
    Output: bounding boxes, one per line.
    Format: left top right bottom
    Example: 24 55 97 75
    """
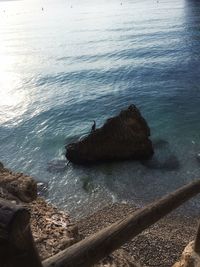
0 163 80 260
0 163 37 202
0 164 140 266
66 105 154 164
27 197 80 260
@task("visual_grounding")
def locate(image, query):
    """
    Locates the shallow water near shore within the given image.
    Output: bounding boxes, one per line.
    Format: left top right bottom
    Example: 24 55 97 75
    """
1 0 200 217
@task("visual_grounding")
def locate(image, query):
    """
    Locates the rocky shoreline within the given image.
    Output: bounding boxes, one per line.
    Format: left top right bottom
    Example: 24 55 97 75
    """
0 163 139 266
0 163 80 260
0 163 198 266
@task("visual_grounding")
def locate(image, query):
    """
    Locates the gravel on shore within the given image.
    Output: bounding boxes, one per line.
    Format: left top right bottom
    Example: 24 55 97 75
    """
0 163 198 266
77 202 199 267
23 197 80 260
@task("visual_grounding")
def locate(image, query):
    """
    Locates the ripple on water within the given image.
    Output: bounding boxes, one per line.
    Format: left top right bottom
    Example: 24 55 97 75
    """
0 0 200 216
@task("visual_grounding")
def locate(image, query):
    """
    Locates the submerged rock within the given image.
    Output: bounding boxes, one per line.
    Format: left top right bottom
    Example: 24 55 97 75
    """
66 105 154 164
153 139 169 149
141 139 180 171
47 160 68 173
141 154 180 171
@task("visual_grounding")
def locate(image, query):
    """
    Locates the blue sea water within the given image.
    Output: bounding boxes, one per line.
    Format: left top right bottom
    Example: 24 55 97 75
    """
0 0 200 217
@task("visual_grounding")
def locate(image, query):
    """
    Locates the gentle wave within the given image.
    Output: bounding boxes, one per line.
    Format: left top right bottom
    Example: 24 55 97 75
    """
1 0 200 216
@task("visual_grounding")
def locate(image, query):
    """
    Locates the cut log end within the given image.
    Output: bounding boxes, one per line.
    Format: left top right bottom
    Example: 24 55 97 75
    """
0 199 42 267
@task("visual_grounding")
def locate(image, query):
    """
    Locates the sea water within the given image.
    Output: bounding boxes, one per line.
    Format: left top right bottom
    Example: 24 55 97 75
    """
0 0 200 217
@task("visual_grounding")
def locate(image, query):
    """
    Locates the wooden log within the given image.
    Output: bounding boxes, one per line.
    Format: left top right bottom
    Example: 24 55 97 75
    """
43 179 200 267
0 198 43 267
194 220 200 254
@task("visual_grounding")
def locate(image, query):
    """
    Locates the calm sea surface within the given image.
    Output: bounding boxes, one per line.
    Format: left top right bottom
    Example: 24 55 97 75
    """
0 0 200 217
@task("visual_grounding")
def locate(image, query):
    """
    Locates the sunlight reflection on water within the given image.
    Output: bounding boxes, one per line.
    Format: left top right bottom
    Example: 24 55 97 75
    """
0 0 200 217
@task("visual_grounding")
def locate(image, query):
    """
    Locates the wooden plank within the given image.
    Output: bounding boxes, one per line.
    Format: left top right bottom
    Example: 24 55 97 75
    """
194 220 200 253
0 198 43 267
43 179 200 267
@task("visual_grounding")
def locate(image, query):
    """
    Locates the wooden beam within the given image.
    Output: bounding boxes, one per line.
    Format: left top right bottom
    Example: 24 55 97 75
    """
43 179 200 267
194 220 200 254
0 198 43 267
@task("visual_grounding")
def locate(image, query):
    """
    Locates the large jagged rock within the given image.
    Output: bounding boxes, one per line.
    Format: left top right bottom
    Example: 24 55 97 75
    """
66 105 154 164
0 163 37 202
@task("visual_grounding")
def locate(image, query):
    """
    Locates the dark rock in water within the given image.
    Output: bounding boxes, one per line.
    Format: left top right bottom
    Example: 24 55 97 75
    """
47 160 68 173
81 176 95 193
65 105 154 164
141 155 180 171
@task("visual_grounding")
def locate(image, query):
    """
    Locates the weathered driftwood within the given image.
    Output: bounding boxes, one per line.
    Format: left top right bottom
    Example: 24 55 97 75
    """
43 180 200 267
0 198 42 267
